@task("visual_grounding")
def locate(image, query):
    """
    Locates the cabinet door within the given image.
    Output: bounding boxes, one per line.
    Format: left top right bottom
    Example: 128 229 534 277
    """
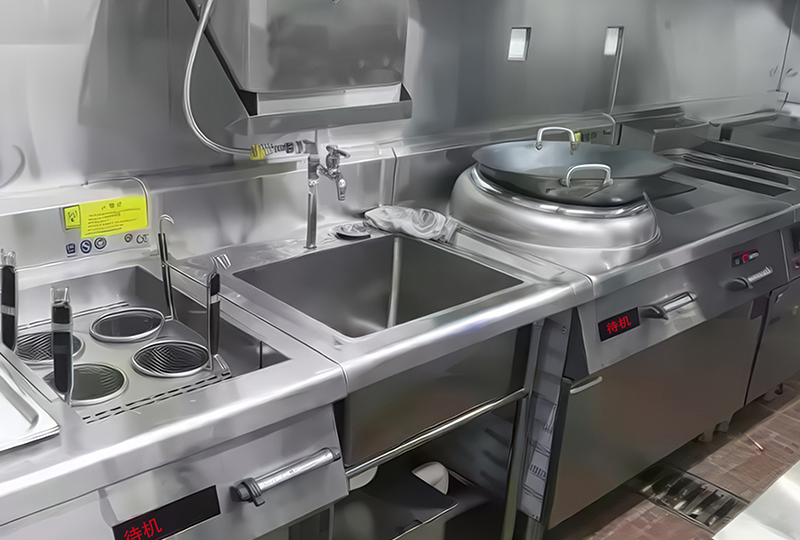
548 302 760 528
748 279 800 403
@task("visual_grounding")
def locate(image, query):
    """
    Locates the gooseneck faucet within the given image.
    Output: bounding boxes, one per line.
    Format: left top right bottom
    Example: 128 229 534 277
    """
306 145 350 249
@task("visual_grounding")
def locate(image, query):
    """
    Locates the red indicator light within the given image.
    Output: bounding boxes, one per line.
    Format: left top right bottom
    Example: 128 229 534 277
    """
112 486 220 540
732 249 759 267
599 308 641 342
605 315 631 335
124 519 163 540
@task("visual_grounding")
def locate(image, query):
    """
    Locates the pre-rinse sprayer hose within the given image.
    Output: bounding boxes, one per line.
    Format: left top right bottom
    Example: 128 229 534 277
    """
184 0 301 160
183 0 250 156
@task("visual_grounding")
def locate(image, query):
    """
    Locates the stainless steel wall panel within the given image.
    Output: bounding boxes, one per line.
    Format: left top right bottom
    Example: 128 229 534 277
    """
0 0 232 192
0 179 151 271
394 0 794 139
780 2 800 102
1 0 795 192
393 146 479 212
140 150 395 259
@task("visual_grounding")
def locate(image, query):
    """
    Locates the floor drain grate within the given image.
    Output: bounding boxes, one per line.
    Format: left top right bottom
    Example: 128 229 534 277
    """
628 465 748 532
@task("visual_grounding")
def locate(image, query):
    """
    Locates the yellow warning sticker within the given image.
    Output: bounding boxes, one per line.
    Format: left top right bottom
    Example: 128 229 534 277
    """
63 206 81 230
72 197 148 239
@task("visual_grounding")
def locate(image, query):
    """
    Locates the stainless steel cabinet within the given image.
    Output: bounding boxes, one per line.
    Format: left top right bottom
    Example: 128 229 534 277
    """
547 302 761 528
748 278 800 404
337 328 526 468
0 407 347 540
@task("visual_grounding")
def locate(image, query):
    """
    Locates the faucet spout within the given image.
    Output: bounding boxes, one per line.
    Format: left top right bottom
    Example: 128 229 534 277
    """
319 145 350 202
306 179 319 250
305 144 349 249
335 178 347 201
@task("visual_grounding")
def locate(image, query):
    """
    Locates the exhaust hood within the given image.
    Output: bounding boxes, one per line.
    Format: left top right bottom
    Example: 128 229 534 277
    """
187 0 412 132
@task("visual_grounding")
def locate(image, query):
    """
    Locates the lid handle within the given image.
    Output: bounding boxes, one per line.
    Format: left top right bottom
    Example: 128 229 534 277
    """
562 164 613 188
535 127 578 151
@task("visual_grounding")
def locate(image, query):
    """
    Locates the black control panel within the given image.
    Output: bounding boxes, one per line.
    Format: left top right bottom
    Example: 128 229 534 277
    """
598 308 641 342
112 486 220 540
732 250 759 267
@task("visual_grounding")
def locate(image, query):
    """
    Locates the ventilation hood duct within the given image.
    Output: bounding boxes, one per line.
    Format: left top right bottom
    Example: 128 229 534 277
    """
187 0 412 133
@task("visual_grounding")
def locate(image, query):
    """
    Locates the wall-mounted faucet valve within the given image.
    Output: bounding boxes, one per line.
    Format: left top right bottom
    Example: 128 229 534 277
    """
319 145 350 202
306 144 350 249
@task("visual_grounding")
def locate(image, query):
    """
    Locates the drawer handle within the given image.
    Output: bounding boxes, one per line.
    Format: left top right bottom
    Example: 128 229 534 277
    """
570 376 603 395
726 266 773 291
641 292 696 320
233 448 341 507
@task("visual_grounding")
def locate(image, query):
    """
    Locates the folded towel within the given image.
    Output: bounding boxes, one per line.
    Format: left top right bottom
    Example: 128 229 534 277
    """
365 206 459 242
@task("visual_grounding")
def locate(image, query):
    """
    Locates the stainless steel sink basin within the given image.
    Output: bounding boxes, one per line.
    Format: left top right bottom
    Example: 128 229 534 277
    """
193 232 571 468
233 236 523 338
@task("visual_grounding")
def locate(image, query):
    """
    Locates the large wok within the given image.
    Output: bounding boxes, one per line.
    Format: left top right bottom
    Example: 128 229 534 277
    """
473 127 679 207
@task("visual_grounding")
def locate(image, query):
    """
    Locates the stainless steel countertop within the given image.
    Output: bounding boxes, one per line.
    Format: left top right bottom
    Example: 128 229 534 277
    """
588 168 796 297
1 152 799 529
0 236 593 527
0 254 348 527
180 228 594 392
181 164 797 394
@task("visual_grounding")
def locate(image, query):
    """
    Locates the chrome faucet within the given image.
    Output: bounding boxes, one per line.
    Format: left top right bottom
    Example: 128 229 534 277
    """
321 145 349 202
306 145 350 249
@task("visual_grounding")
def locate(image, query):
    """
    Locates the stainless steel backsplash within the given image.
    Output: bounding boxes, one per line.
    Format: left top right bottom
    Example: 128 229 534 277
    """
0 0 795 191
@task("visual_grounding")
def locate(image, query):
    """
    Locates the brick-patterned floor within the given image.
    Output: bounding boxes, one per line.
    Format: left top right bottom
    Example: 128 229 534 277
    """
547 371 800 540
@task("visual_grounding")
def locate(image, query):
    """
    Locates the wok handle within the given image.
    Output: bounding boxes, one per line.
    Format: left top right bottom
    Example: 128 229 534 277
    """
562 164 613 188
535 126 578 150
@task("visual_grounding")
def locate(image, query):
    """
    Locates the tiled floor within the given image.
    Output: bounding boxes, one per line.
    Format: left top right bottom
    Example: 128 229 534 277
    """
547 371 800 540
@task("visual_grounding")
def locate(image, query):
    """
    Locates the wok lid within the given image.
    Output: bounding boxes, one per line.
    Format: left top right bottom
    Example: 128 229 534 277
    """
484 168 693 207
473 127 674 181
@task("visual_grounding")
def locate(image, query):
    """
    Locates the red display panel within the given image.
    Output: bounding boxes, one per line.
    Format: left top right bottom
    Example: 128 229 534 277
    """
112 486 220 540
598 308 640 342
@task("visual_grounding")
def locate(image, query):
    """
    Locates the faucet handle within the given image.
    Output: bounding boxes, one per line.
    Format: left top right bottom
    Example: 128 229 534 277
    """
326 145 351 159
325 146 351 170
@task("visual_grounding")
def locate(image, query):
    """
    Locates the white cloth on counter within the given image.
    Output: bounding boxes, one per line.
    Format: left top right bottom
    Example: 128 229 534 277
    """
364 206 459 242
